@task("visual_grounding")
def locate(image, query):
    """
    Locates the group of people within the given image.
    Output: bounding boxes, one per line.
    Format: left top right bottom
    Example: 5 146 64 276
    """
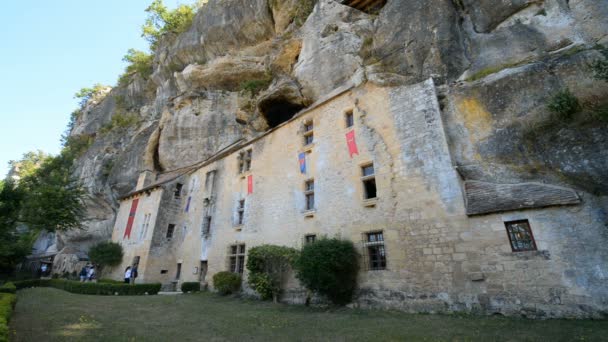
78 264 97 282
124 265 138 284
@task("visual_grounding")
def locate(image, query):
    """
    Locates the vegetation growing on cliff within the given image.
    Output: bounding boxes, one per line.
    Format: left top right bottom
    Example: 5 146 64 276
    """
142 0 205 48
118 49 154 86
74 84 110 107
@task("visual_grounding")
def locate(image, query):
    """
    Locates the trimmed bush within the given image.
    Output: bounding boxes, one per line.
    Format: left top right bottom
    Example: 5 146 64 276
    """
0 282 16 294
88 241 124 273
212 272 241 295
181 282 201 293
0 293 16 342
246 245 298 302
294 238 359 305
13 279 161 296
98 278 125 285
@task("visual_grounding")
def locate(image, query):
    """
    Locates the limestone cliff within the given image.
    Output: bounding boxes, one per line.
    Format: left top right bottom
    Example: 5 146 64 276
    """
56 0 607 265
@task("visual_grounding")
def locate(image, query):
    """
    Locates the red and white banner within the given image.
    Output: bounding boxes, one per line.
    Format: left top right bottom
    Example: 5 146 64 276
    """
124 198 139 239
346 130 359 158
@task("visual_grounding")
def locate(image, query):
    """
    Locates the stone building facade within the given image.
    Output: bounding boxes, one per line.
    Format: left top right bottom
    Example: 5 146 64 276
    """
109 80 608 318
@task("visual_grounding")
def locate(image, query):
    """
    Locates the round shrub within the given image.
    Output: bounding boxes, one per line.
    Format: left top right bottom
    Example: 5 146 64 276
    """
547 89 581 120
181 282 201 293
294 238 359 305
89 241 124 272
212 272 241 295
246 245 298 302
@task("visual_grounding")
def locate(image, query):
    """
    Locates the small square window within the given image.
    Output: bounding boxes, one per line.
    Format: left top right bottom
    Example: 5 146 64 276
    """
237 199 245 225
345 110 354 128
305 234 316 244
166 224 175 239
304 179 315 211
303 121 314 146
365 231 386 270
505 220 537 252
228 244 246 274
361 163 377 200
174 183 183 199
238 149 252 174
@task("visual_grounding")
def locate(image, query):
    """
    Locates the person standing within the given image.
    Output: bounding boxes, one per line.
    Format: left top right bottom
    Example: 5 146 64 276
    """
130 264 138 284
87 265 96 282
124 266 132 284
79 266 88 282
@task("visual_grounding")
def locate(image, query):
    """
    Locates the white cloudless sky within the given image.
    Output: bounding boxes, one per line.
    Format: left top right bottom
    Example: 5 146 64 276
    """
0 0 189 177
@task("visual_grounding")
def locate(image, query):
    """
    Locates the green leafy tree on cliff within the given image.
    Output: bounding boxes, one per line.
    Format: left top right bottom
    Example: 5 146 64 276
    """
141 0 205 47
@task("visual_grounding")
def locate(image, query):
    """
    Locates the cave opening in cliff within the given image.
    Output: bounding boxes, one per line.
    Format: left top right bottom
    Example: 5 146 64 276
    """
259 98 306 129
341 0 387 14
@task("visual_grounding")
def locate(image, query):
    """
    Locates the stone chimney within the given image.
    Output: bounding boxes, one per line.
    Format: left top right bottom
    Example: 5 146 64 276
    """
136 170 156 191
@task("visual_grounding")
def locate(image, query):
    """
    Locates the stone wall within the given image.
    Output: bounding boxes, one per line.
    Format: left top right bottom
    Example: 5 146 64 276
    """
111 81 608 318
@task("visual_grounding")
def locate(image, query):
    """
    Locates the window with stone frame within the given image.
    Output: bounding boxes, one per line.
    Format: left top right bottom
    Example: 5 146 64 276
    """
238 149 252 174
202 216 212 236
228 244 246 274
303 120 314 146
505 220 537 252
174 183 183 199
364 231 386 270
166 224 175 239
304 179 315 211
236 199 245 225
361 163 377 200
305 234 316 244
345 110 354 128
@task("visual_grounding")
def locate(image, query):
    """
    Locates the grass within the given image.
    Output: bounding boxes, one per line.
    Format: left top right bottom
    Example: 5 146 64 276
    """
10 288 608 341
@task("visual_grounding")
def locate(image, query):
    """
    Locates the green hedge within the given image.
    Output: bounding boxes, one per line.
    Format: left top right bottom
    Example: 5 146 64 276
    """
14 279 161 296
180 282 200 293
0 283 16 294
0 293 16 342
213 272 241 295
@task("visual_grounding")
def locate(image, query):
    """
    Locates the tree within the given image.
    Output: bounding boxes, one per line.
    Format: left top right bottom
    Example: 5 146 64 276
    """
74 84 109 108
8 150 49 180
141 0 204 47
88 241 124 274
246 245 299 303
118 49 154 86
0 180 30 274
18 153 86 232
294 238 359 305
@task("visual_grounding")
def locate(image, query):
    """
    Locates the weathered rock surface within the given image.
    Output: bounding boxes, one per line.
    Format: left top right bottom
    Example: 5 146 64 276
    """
464 181 581 215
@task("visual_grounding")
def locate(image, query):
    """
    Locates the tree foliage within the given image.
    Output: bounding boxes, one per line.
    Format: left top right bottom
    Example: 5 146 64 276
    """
212 271 241 295
141 0 205 47
88 241 124 272
246 245 298 302
294 238 359 305
118 49 154 86
0 181 31 274
18 153 86 232
74 83 110 108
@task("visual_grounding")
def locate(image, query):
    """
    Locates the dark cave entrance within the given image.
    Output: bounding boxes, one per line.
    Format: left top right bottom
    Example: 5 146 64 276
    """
259 98 306 129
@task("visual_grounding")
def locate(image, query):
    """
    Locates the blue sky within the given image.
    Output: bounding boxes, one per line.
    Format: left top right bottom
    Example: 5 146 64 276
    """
0 1 187 177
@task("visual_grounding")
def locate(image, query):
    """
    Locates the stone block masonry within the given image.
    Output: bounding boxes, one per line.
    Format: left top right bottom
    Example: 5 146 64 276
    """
110 80 608 318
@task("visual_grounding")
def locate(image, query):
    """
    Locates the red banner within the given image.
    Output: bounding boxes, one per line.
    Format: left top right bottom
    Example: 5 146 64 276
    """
346 130 359 158
247 175 253 194
124 198 139 239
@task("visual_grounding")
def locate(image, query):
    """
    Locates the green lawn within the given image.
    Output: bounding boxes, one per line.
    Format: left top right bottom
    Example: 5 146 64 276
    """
9 288 608 341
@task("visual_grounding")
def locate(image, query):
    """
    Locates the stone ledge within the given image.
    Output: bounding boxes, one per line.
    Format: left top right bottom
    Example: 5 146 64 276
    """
464 181 581 216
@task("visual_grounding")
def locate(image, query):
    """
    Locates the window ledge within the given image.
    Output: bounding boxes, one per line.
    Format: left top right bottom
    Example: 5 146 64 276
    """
234 225 244 231
362 198 378 207
239 171 252 179
302 209 316 217
300 143 315 153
